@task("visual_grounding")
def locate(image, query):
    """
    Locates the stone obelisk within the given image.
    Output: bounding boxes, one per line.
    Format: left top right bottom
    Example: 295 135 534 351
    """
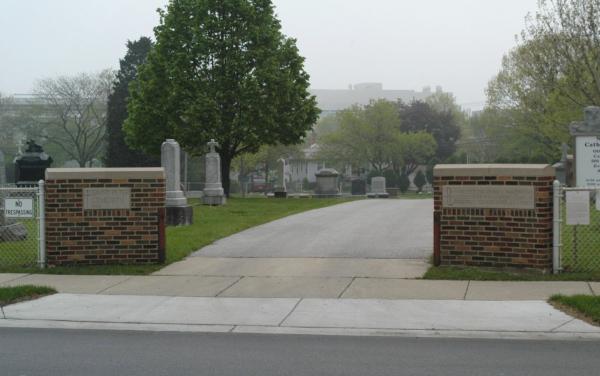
202 139 226 205
161 139 193 226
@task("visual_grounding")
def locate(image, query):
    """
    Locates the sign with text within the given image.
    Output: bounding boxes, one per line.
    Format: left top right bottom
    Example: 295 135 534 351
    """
442 185 534 209
4 198 34 218
576 136 600 187
83 188 131 210
566 191 590 225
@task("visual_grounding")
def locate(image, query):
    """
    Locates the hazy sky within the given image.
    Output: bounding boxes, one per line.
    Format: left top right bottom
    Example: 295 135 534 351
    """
0 0 538 110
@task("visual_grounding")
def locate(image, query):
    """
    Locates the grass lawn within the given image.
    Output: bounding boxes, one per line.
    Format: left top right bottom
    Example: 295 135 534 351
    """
423 266 600 281
549 295 600 326
561 202 600 273
0 219 38 268
0 285 56 307
0 197 355 275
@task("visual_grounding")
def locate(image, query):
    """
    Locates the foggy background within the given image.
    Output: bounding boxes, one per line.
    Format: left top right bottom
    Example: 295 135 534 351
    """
0 0 538 110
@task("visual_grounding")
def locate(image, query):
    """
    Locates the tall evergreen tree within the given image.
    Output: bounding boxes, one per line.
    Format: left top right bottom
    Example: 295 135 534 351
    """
124 0 319 195
106 37 159 167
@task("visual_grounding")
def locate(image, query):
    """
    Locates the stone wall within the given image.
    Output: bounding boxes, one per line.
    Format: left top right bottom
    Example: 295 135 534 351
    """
433 164 555 270
45 168 166 266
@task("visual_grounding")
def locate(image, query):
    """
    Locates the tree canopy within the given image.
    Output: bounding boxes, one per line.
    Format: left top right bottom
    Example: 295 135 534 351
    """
106 37 159 167
318 99 437 176
124 0 319 194
33 70 114 167
398 100 460 164
483 0 600 161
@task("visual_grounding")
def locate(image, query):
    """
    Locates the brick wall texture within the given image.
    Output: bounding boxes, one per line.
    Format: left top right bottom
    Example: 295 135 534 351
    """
45 177 165 266
434 175 554 270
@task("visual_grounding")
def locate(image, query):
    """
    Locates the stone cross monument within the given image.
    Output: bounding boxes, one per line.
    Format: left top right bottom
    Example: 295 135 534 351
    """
274 158 287 198
202 139 226 205
569 106 600 187
161 139 193 226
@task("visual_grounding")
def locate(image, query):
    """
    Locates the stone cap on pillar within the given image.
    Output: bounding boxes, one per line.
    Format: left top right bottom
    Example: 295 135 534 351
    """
46 168 165 180
433 164 555 177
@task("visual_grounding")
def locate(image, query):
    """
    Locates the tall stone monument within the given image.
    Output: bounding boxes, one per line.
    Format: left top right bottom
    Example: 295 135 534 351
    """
569 106 600 187
161 139 193 226
274 158 287 198
202 139 226 205
0 150 6 185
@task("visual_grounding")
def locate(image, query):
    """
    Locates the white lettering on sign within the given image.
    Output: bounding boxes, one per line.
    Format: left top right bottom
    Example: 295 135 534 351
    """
442 185 535 209
566 191 590 225
4 198 34 218
576 136 600 187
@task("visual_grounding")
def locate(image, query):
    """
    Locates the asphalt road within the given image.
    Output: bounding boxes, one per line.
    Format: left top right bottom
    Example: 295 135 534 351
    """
2 328 600 376
194 199 433 259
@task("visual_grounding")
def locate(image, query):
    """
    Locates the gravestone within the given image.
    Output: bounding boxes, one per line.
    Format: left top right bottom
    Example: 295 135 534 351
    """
569 106 600 187
274 158 287 198
202 139 226 205
161 139 193 226
0 223 28 242
367 176 389 198
351 179 366 195
314 168 340 197
0 150 6 185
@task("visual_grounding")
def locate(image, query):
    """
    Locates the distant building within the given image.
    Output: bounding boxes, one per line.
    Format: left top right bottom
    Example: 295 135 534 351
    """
310 83 439 116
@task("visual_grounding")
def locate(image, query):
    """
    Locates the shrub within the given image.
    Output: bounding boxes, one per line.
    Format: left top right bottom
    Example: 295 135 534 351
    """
414 170 426 192
398 173 410 193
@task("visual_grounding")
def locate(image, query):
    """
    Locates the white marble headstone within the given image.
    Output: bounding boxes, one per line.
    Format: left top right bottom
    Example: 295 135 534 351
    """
371 176 386 194
161 139 188 207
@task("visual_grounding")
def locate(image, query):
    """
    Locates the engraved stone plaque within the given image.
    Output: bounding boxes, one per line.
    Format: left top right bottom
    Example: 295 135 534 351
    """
83 188 131 210
442 185 534 209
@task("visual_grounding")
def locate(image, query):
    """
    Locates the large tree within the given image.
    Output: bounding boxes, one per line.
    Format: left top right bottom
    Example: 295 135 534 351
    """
106 37 159 167
124 0 319 195
397 100 460 165
485 0 600 161
33 70 114 167
318 99 436 175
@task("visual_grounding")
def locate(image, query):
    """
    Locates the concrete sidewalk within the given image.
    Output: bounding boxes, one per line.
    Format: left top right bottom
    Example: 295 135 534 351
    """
0 271 597 300
1 293 600 340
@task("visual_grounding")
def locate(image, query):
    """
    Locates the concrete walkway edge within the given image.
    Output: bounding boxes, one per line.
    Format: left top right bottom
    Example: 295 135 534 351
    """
2 294 600 341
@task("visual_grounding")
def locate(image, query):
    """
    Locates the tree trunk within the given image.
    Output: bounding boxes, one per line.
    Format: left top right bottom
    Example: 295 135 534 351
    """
221 154 231 197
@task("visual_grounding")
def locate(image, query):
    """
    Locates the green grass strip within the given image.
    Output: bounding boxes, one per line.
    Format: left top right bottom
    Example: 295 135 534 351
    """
0 285 56 307
549 295 600 325
424 266 600 281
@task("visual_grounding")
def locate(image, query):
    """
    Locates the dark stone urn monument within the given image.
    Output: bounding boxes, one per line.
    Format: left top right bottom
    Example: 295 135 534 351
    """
14 140 53 186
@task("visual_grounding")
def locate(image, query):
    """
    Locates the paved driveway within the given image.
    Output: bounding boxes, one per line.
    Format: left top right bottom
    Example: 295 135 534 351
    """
193 199 432 259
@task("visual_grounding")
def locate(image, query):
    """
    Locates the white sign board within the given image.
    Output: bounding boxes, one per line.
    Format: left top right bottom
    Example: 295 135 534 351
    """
4 198 34 218
566 191 590 225
576 136 600 187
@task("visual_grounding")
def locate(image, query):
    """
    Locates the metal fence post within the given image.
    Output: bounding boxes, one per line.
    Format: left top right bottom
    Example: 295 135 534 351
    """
552 180 561 274
38 179 46 269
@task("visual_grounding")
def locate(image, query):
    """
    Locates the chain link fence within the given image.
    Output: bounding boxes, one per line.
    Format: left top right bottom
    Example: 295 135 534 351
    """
0 184 42 268
558 186 600 273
